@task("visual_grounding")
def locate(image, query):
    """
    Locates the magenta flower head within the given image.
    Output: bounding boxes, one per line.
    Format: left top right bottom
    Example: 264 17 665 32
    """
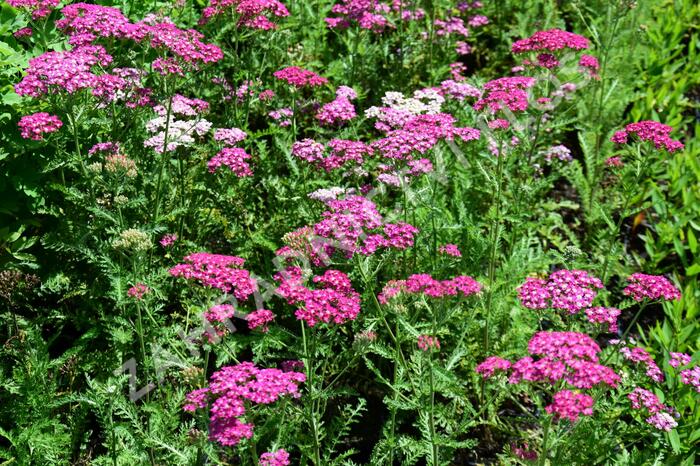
259 449 290 466
18 113 63 140
184 362 305 446
545 390 594 422
473 76 536 113
622 273 681 302
7 0 59 19
246 309 276 332
476 356 511 378
512 29 590 54
517 270 604 314
273 66 328 89
611 121 684 153
169 253 257 299
208 147 253 177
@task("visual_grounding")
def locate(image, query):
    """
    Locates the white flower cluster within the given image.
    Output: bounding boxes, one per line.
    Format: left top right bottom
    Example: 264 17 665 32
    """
144 115 212 153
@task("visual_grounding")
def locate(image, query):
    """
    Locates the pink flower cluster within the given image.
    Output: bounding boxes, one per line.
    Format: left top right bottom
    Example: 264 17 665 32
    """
621 346 664 382
56 3 223 65
512 29 590 54
378 274 482 303
259 449 290 466
316 86 358 126
127 283 150 300
579 54 600 77
611 121 684 153
208 148 253 177
628 388 678 431
474 76 536 113
160 234 178 247
622 273 681 301
438 244 462 257
680 366 699 393
479 331 620 389
7 0 59 19
669 352 691 368
371 113 480 161
584 307 621 333
439 80 481 102
201 0 289 30
545 390 594 422
273 66 328 88
247 309 276 332
325 0 424 33
169 253 257 299
517 269 604 313
310 195 419 257
417 335 440 351
275 268 361 327
15 46 114 98
184 362 305 446
475 356 511 378
434 17 469 38
291 138 372 172
18 112 63 140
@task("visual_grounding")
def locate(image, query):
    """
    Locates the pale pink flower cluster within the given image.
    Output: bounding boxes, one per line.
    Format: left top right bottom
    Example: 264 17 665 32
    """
291 138 372 172
668 352 691 368
621 346 664 382
517 269 604 313
144 95 212 153
680 366 699 393
378 274 481 303
214 128 247 146
269 108 293 127
184 362 305 446
309 195 419 257
434 17 469 38
18 112 62 140
611 121 684 153
628 388 678 431
169 253 257 299
622 273 681 302
275 267 361 327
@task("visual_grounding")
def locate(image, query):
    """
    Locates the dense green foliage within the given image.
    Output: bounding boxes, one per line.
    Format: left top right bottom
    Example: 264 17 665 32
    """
0 0 698 465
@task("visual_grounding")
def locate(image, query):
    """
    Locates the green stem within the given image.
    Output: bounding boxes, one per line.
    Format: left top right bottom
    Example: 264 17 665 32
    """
301 323 321 465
